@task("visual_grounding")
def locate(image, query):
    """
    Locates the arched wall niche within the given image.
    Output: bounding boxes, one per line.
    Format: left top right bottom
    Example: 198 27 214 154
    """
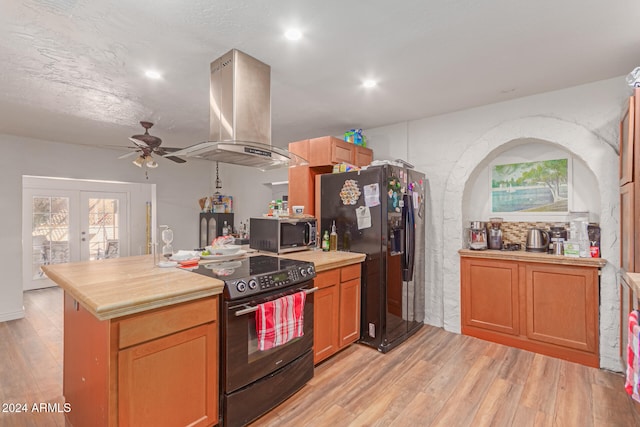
441 116 619 370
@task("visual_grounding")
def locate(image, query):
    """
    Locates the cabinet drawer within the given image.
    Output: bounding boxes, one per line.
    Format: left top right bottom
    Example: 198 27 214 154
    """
119 297 217 349
341 264 361 282
314 269 340 289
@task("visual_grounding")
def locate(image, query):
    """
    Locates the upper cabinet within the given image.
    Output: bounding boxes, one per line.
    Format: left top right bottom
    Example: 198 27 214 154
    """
620 88 640 272
620 94 636 186
288 136 373 217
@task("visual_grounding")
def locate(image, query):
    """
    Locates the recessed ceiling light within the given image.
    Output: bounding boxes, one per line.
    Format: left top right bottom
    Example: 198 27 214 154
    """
145 70 162 80
362 80 377 88
284 29 302 41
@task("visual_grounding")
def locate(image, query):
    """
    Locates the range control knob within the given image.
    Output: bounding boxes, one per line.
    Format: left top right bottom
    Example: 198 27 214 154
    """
300 268 307 277
307 266 314 275
236 281 247 292
248 279 257 290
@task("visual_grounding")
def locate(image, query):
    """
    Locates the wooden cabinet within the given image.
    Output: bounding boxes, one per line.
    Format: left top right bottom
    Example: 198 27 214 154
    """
313 269 340 363
620 88 640 272
461 256 600 367
288 136 373 216
63 293 219 427
524 264 598 354
354 145 373 167
619 274 639 370
309 136 354 166
313 263 361 364
461 258 519 336
618 88 640 373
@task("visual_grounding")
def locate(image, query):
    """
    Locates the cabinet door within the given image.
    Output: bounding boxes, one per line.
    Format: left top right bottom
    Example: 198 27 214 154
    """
621 182 634 272
118 323 218 427
525 264 598 353
354 146 373 167
338 277 361 348
620 275 639 370
313 270 340 364
620 95 635 186
461 258 519 335
309 136 354 166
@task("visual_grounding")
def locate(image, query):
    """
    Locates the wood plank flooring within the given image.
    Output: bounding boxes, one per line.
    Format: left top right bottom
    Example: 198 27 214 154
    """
2 286 640 426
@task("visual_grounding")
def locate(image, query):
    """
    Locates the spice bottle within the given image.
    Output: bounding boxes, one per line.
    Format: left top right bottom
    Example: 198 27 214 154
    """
322 230 330 251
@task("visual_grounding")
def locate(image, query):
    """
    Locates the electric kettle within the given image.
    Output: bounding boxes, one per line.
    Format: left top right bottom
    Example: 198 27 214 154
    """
525 228 549 252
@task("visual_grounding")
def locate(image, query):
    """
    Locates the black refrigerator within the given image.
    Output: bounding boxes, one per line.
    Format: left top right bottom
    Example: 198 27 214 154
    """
320 164 426 353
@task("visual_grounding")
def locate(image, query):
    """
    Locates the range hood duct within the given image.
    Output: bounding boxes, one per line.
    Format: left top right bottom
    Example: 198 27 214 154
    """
166 49 308 170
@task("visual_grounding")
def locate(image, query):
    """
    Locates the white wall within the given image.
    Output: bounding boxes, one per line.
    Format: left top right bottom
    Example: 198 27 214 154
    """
365 76 630 371
0 134 283 321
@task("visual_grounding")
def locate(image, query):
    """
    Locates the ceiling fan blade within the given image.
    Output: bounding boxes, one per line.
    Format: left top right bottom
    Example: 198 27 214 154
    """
118 151 140 159
165 156 187 164
128 136 150 148
157 146 183 153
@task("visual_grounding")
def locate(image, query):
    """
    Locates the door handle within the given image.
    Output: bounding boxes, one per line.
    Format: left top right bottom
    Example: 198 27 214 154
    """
234 287 319 317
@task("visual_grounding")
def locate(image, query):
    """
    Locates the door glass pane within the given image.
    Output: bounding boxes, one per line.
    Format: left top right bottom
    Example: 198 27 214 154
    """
31 196 70 280
88 198 120 260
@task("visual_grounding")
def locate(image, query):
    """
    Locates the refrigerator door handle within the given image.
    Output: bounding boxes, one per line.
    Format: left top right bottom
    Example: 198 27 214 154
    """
402 193 416 282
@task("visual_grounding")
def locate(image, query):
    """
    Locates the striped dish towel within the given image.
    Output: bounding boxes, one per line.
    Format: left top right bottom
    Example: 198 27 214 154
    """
256 291 306 351
625 310 640 402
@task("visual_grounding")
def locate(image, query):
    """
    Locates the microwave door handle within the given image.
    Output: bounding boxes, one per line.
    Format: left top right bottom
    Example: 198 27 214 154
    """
304 222 312 245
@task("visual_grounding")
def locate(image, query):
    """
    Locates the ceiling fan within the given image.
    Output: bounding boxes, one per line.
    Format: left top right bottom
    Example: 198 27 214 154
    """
119 121 186 168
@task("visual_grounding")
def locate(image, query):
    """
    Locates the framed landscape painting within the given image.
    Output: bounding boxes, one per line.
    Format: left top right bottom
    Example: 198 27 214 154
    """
491 158 570 214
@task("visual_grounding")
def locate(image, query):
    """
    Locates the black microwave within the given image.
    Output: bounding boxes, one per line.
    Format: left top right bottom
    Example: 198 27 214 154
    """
249 217 317 253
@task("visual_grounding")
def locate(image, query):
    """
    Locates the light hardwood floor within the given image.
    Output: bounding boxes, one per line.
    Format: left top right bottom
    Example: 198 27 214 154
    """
2 287 640 427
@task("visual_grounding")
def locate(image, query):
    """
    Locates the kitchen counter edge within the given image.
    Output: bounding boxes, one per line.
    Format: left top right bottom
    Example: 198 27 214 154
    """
42 255 225 321
458 249 607 268
42 251 366 321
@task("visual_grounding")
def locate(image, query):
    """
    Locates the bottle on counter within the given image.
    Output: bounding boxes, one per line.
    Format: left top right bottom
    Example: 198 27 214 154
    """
322 230 330 252
329 221 338 251
222 221 229 236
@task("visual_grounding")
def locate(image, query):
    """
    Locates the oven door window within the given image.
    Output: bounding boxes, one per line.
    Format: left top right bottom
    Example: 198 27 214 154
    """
280 223 305 247
224 286 314 393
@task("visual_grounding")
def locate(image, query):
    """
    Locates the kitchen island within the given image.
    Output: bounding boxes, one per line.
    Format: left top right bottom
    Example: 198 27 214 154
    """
459 249 606 367
42 250 365 426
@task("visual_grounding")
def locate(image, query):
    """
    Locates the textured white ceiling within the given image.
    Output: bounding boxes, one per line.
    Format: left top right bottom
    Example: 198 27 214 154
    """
1 0 639 153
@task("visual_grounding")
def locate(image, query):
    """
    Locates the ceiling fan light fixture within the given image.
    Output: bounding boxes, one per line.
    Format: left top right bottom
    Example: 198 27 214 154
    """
132 155 145 167
145 156 158 168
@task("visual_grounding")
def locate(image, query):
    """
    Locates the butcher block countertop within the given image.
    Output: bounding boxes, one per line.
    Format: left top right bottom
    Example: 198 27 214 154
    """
459 248 607 268
42 255 225 321
270 249 366 272
623 272 640 296
42 250 366 321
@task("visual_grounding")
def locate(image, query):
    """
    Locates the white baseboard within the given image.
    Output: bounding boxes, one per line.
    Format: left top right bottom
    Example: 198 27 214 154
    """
0 308 25 322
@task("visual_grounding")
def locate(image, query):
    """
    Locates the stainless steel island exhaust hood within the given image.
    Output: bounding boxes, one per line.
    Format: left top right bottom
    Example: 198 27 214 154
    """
166 49 308 170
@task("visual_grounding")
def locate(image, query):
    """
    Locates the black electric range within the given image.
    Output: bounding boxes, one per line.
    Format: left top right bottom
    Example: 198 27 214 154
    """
189 255 315 300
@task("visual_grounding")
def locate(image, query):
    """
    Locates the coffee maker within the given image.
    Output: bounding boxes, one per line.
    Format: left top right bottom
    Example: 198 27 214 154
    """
468 221 488 250
488 217 503 250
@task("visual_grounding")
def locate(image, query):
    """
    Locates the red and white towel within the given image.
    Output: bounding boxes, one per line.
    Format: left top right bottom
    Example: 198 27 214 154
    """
256 291 306 351
625 310 640 403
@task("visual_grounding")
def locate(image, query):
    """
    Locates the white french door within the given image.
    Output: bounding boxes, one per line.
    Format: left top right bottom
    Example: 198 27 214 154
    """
79 192 128 262
22 185 129 290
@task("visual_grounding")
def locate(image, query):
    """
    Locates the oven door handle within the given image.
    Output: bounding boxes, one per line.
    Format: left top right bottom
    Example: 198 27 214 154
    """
234 287 319 317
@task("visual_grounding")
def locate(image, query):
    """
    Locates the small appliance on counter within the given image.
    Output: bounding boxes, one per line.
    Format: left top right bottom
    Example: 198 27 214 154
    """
468 221 488 250
525 228 549 252
249 216 317 253
548 224 567 255
488 217 503 250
